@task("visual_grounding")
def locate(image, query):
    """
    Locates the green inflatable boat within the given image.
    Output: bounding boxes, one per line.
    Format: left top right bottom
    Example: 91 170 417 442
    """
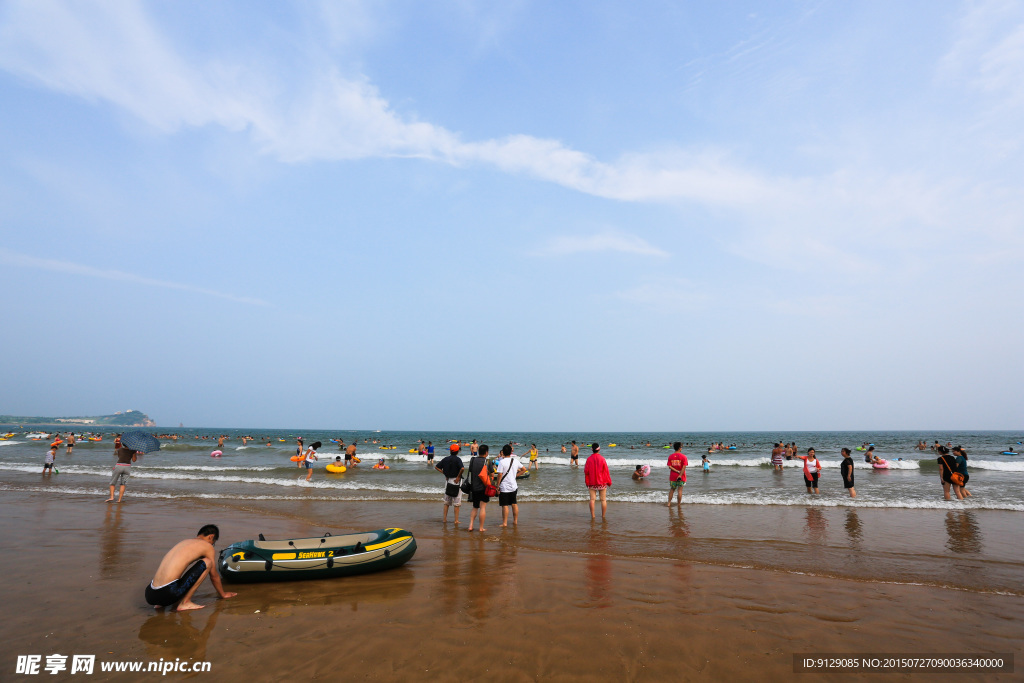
218 528 416 583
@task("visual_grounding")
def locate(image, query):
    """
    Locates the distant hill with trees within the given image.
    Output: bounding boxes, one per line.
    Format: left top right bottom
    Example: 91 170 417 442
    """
0 409 156 427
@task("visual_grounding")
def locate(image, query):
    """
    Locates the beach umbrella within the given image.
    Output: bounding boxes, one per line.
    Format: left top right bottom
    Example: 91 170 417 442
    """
120 431 161 453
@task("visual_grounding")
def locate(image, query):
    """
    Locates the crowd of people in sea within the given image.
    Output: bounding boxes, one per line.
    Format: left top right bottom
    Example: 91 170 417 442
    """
11 429 1019 613
22 430 1018 514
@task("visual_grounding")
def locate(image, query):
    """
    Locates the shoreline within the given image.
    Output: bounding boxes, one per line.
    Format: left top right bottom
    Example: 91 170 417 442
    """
2 490 1022 680
4 478 1021 595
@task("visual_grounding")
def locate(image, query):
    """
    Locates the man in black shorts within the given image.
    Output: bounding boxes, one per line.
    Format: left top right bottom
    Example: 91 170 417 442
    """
145 525 235 611
496 444 527 527
570 440 579 468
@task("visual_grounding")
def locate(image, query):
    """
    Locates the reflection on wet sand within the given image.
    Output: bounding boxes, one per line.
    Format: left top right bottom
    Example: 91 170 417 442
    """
805 507 828 545
465 534 496 620
944 510 983 554
100 504 128 580
138 609 219 661
584 524 612 609
669 507 690 539
439 525 465 618
844 510 863 549
242 567 416 616
492 535 521 612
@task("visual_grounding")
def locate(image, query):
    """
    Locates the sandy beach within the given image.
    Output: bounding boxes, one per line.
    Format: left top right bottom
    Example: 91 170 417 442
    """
2 490 1020 681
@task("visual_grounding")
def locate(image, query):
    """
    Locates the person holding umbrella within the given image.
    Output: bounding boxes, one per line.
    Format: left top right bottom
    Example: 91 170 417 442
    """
106 431 161 503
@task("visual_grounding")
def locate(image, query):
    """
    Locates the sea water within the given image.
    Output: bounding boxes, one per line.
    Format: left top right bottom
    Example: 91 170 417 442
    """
2 428 1021 511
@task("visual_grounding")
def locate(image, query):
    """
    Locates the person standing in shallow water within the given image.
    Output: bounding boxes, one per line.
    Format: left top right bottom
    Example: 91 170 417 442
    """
435 447 464 524
937 446 963 501
106 444 138 502
467 444 492 532
584 443 612 520
496 444 527 527
303 441 321 482
798 448 821 494
953 446 972 498
43 444 57 474
667 442 687 506
840 448 856 498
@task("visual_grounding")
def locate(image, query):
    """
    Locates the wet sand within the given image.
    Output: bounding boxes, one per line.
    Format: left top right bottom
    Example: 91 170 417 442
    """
1 491 1020 681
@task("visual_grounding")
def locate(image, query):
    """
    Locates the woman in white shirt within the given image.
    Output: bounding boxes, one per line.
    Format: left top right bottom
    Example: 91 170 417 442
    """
303 441 320 482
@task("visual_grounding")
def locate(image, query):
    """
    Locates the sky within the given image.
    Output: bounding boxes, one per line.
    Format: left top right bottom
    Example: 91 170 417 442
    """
0 0 1021 431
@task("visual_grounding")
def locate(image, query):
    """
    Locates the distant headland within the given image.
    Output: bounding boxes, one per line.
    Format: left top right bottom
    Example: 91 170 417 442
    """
0 409 156 427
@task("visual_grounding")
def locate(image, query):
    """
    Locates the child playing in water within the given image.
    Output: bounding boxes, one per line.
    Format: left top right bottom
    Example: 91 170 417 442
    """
43 444 57 474
701 453 711 472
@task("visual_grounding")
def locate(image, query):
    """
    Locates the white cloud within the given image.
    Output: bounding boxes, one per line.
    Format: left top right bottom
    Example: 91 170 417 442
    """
536 229 669 258
937 0 1024 150
0 1 782 207
1 0 1022 274
0 249 269 306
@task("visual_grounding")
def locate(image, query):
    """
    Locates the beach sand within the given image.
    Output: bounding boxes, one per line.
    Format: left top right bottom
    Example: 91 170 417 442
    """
1 491 1019 681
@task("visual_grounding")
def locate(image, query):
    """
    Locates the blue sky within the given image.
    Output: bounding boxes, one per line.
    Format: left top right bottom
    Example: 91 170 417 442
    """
0 0 1021 430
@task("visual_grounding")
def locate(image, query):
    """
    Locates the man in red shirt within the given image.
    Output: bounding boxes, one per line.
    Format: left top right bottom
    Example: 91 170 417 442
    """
667 441 688 506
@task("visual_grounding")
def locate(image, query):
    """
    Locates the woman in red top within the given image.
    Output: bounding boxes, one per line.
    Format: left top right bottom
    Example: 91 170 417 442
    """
797 448 821 494
584 443 612 520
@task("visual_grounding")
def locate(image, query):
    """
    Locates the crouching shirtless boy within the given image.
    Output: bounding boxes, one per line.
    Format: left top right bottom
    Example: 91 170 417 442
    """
145 524 236 611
